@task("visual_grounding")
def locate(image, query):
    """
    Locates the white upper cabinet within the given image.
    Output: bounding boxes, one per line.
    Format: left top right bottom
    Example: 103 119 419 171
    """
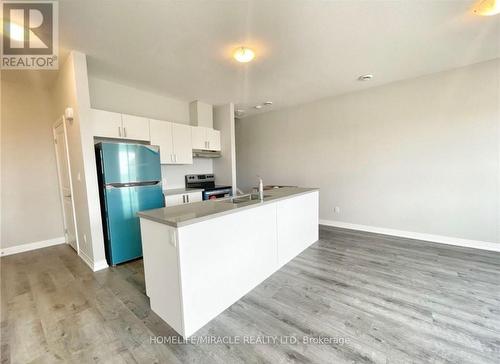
149 119 174 163
206 129 221 151
91 109 150 141
191 126 221 151
150 119 193 164
189 101 213 128
191 126 208 150
121 114 150 141
91 109 122 138
171 123 193 164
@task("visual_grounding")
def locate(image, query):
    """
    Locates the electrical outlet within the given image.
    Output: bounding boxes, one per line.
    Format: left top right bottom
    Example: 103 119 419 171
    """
334 206 340 214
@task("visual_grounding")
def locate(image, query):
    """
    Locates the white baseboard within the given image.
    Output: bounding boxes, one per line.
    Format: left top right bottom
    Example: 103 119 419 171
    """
319 219 500 253
0 237 66 257
93 259 108 271
78 250 108 272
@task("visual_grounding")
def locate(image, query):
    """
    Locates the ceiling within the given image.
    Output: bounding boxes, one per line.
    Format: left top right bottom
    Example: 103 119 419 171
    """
53 1 500 115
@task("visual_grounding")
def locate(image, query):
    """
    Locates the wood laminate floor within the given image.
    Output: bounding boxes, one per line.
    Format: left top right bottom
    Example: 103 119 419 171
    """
1 226 499 363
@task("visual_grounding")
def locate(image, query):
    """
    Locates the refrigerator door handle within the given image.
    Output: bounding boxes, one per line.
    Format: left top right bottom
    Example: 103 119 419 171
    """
106 181 161 188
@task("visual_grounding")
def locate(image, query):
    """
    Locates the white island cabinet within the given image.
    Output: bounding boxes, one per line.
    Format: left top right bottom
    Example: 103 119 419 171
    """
138 187 319 338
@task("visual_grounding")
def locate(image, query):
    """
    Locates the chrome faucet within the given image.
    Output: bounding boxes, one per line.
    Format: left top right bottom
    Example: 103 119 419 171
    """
257 175 264 201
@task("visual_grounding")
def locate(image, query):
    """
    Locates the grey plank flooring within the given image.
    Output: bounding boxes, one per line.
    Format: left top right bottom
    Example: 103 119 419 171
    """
1 226 499 363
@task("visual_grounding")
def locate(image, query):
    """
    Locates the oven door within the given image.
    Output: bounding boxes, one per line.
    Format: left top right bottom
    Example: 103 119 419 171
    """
203 188 232 200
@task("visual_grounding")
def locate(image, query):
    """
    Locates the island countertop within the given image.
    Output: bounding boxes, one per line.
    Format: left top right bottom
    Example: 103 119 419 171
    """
137 187 318 227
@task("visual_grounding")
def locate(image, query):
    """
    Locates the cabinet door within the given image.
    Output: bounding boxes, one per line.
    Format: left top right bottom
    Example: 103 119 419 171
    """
185 191 202 203
150 119 174 164
122 114 150 141
165 194 183 207
191 126 208 150
90 109 122 138
172 123 193 164
207 129 221 151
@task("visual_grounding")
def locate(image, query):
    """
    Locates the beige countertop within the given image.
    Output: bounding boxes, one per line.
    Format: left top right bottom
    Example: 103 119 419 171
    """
138 187 319 227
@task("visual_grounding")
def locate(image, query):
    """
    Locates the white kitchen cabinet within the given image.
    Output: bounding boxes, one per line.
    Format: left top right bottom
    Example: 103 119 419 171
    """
139 189 319 338
191 126 208 150
165 194 184 207
276 191 319 267
90 109 122 138
206 129 221 151
121 114 150 141
171 123 193 164
185 191 203 203
165 191 203 207
150 119 174 163
150 119 192 164
91 109 150 141
191 126 221 151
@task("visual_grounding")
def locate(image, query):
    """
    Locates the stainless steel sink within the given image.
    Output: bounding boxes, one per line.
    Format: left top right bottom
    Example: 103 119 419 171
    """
221 193 271 204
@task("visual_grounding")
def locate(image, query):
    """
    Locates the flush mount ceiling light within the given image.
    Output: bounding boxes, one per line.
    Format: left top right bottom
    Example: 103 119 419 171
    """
233 47 255 63
474 0 500 15
358 74 373 81
263 101 273 106
254 105 263 109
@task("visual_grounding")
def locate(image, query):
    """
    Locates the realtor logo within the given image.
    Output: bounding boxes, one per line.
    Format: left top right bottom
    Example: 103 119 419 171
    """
1 1 58 69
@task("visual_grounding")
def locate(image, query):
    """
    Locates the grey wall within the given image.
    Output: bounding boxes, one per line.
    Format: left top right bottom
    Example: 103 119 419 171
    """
236 59 499 243
1 78 64 248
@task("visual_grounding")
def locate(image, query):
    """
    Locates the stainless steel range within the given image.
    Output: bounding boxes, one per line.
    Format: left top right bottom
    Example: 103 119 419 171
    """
185 174 232 200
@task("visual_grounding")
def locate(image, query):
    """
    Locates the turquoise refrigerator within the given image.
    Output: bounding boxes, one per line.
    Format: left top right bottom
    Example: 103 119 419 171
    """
95 142 165 265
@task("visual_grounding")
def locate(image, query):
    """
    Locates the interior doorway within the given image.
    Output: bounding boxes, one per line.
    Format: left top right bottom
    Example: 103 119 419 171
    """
53 117 79 252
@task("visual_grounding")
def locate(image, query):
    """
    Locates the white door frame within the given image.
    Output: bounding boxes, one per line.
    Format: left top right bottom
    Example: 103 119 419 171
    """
53 116 79 253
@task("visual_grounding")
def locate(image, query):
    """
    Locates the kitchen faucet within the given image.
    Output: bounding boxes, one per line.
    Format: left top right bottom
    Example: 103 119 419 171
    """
257 175 264 201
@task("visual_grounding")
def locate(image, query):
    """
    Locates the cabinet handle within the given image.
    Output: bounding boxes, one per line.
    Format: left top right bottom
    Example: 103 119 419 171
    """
174 154 177 162
208 141 210 149
170 154 173 162
124 127 127 137
187 194 190 203
118 127 122 137
182 195 186 203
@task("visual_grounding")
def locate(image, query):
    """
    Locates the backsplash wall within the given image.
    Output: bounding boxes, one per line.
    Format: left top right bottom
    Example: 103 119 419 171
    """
161 158 213 189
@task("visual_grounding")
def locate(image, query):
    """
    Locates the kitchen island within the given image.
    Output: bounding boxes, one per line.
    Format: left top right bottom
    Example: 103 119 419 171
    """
137 187 319 338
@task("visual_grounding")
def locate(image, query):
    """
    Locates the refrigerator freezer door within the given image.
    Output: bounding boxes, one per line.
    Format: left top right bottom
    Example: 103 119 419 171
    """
101 143 161 184
104 183 165 265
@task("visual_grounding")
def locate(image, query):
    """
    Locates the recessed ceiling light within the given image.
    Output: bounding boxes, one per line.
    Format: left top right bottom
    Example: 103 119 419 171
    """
358 74 373 81
254 105 263 109
263 101 273 106
474 0 500 15
235 109 245 115
233 47 255 63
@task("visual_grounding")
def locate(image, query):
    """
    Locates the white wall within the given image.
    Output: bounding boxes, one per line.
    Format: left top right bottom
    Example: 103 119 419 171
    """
213 103 237 192
88 77 190 124
236 59 500 244
1 77 64 249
